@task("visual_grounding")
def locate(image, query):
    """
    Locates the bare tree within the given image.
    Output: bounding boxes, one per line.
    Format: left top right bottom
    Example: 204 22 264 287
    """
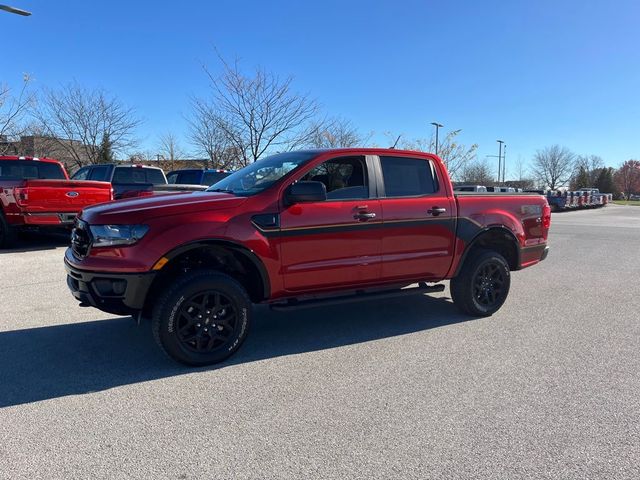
0 74 34 154
196 56 320 165
390 129 477 180
187 97 240 169
460 159 494 185
304 117 366 149
158 132 185 170
33 83 141 169
531 145 576 190
575 154 604 186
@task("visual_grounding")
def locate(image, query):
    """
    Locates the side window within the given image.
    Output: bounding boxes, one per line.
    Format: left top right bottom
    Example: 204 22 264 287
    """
167 173 178 184
380 156 438 197
72 167 90 180
88 165 109 181
301 156 368 200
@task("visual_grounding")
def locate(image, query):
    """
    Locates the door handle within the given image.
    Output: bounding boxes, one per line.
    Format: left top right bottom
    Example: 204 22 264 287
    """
354 212 376 221
428 207 446 216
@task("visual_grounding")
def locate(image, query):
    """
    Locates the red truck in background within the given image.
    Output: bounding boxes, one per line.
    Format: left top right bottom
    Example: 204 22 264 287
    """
0 156 113 248
65 148 550 366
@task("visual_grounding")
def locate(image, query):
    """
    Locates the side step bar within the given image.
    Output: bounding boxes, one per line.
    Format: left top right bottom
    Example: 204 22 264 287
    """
269 283 445 312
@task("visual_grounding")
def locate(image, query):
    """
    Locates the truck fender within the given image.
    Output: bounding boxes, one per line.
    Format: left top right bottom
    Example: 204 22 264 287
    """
156 240 271 300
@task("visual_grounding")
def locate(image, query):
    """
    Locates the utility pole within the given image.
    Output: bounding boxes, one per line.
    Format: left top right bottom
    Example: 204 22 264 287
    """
502 144 507 183
431 122 443 156
496 140 504 184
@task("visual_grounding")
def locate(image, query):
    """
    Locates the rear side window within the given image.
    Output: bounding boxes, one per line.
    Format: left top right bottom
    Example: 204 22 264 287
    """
380 156 438 197
88 165 110 181
0 160 66 180
72 167 90 180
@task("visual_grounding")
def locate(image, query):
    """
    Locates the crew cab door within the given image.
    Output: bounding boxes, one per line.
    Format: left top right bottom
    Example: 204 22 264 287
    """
279 155 382 292
376 154 456 281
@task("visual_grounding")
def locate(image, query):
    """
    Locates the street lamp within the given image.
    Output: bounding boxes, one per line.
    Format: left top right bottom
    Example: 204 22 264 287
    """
496 140 504 184
431 122 443 156
0 4 32 15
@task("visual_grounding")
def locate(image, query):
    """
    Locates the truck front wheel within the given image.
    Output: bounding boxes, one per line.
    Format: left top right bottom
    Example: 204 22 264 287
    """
152 270 252 366
450 249 511 317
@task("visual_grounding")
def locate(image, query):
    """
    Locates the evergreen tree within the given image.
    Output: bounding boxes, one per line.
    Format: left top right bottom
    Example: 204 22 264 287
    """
594 167 616 194
570 165 590 189
96 132 114 163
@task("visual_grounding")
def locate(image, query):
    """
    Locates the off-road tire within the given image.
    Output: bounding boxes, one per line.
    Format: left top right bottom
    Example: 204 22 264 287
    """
450 249 511 317
152 270 252 366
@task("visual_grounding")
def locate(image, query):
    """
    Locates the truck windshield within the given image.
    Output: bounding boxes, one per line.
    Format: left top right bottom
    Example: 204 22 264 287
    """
207 151 317 196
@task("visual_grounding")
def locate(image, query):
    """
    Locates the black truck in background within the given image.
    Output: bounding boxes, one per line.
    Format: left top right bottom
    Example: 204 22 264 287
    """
71 164 206 199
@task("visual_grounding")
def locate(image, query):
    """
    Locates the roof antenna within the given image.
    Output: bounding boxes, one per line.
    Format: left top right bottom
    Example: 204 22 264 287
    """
390 134 402 149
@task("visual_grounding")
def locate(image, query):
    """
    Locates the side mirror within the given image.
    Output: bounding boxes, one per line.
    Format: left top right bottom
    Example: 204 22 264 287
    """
285 181 327 204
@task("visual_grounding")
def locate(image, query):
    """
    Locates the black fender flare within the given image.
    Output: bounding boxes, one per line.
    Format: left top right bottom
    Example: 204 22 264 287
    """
453 225 521 276
159 240 271 300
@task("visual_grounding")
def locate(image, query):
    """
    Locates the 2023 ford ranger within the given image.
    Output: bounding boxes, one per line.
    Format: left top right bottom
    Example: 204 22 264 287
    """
65 149 550 365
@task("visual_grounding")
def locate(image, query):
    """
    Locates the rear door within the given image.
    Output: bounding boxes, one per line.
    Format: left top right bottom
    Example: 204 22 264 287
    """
279 155 382 292
377 154 456 282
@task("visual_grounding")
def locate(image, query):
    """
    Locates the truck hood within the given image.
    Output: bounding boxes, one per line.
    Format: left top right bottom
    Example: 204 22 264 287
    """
81 191 247 224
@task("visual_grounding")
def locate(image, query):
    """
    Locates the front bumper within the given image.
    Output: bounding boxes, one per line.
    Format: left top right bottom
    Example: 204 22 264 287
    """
65 258 156 316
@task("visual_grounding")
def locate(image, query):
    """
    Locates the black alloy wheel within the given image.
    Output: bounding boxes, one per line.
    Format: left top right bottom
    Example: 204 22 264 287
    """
176 291 238 353
450 248 511 317
472 262 506 309
152 270 252 366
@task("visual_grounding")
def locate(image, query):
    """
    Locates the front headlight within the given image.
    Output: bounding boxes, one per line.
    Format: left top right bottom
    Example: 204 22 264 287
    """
89 225 149 247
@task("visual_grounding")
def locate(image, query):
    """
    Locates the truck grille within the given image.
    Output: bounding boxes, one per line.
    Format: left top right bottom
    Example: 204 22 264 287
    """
71 220 91 258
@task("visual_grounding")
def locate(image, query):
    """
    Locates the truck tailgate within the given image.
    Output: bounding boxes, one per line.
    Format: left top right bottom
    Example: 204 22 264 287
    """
15 179 113 214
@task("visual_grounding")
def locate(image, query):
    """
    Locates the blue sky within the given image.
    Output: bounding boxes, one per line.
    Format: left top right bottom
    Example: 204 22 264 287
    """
3 0 639 173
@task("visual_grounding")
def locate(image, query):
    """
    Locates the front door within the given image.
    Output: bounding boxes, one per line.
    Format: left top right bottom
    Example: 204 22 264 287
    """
377 154 456 282
279 155 382 292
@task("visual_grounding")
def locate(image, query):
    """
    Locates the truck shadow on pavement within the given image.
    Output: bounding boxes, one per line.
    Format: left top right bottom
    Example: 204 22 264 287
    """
0 232 69 254
0 294 471 408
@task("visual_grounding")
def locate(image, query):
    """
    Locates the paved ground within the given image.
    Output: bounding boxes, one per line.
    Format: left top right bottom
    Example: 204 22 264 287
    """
1 205 639 479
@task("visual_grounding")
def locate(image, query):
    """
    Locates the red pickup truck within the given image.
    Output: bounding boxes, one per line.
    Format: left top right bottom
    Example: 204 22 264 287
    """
0 156 113 247
65 148 550 365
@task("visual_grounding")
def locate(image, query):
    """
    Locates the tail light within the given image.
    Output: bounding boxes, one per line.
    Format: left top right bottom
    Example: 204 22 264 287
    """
542 204 551 230
14 187 28 206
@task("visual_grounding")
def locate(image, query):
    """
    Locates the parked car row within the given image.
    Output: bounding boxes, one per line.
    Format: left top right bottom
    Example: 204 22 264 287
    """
452 184 614 213
0 156 232 248
453 185 523 193
545 188 613 212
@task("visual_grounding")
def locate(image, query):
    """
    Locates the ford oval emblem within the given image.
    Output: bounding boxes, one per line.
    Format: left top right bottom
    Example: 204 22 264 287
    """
66 191 79 198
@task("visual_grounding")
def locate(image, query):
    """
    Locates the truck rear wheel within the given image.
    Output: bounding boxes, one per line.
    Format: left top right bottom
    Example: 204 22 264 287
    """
152 270 252 366
450 249 511 317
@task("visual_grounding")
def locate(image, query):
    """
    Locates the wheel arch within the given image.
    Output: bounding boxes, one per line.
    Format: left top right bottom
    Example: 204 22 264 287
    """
143 240 270 315
454 226 521 276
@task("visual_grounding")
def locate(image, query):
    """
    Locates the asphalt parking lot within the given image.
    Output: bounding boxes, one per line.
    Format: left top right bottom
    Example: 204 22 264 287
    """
1 205 639 479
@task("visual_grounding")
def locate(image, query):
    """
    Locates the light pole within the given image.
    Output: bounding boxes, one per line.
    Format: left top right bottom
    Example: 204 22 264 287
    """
0 4 32 15
496 140 504 184
431 122 443 156
502 144 507 183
